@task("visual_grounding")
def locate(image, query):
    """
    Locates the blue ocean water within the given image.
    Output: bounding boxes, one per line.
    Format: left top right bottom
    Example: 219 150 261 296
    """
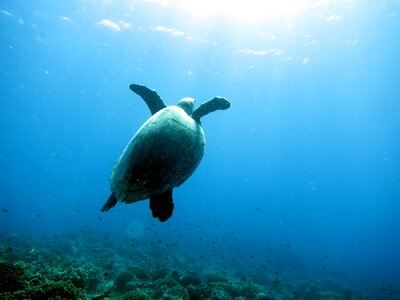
1 0 400 298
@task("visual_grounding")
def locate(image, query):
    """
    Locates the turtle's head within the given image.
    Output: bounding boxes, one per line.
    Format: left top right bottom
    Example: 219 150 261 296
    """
177 97 195 115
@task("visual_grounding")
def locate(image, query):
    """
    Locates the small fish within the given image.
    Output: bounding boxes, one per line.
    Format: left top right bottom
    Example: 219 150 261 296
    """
2 208 8 213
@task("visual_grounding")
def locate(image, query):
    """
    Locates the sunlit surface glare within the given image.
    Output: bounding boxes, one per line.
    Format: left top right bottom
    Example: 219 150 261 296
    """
172 0 310 23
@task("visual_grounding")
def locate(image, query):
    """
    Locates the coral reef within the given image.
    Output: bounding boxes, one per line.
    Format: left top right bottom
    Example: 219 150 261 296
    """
0 259 86 299
0 254 361 300
0 232 379 299
0 260 26 293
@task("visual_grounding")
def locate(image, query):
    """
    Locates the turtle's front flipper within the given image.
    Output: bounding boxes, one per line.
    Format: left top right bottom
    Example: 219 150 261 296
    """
191 97 230 124
129 84 167 115
149 190 174 222
101 192 118 212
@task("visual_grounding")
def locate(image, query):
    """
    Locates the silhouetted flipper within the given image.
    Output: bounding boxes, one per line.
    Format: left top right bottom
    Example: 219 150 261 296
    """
191 97 231 124
149 190 174 222
129 84 167 115
101 192 118 212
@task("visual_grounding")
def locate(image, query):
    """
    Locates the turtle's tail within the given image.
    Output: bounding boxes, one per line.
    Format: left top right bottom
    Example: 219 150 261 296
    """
101 193 118 212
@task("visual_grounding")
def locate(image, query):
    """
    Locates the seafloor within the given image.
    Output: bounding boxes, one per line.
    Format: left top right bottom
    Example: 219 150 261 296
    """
0 230 397 300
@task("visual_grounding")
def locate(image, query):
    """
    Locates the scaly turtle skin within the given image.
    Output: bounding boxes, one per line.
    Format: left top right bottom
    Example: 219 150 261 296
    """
101 84 230 222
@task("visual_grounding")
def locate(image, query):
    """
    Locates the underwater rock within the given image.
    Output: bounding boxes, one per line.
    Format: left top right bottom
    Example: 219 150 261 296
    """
90 291 112 300
132 266 152 281
225 280 262 299
211 289 232 300
155 275 180 289
152 266 170 280
33 280 84 299
114 270 136 292
170 269 181 281
207 273 228 284
55 264 102 292
186 283 212 300
180 271 202 287
121 289 152 300
255 292 275 300
162 285 190 300
292 280 343 300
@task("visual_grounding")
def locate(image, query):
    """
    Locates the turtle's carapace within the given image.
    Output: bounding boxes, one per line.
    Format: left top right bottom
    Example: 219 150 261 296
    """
101 84 230 222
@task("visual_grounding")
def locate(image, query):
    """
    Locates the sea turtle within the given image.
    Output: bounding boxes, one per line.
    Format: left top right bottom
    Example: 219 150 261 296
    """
101 84 230 222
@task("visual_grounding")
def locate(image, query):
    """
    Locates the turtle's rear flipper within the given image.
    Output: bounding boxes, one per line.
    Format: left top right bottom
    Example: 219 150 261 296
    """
101 193 118 212
150 190 174 222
